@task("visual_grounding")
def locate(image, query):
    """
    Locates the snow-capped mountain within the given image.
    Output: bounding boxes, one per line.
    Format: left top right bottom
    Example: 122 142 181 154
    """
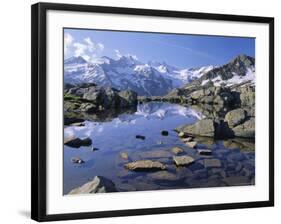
196 54 255 87
64 55 213 96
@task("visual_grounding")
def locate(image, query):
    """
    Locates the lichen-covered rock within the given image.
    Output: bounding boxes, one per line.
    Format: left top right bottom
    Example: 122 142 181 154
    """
120 152 129 160
171 147 184 155
137 150 171 159
232 117 255 138
176 119 215 137
148 171 179 181
64 136 92 148
203 158 222 168
190 89 205 100
185 141 197 148
124 160 166 171
64 84 138 113
173 155 195 166
225 108 247 127
239 86 255 106
68 176 117 194
119 90 138 107
79 102 97 112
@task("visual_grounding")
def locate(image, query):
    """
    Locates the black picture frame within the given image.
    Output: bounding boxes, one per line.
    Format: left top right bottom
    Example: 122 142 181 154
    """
31 2 274 222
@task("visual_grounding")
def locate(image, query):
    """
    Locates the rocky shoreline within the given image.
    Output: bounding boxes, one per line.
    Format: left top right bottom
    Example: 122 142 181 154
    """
64 81 255 194
64 83 138 114
139 82 255 140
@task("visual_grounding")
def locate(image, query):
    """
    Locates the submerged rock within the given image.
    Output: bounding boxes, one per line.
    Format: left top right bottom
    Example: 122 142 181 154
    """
178 132 188 138
64 136 92 148
161 130 169 136
71 157 84 164
173 156 195 166
90 146 99 151
120 152 129 160
124 160 166 171
148 171 179 181
171 147 184 155
185 141 197 149
223 176 250 186
136 135 145 140
136 150 171 159
203 159 222 168
117 183 137 191
68 176 117 194
197 149 212 156
181 137 193 143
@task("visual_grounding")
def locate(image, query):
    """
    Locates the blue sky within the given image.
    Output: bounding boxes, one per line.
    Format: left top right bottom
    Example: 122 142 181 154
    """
64 28 255 69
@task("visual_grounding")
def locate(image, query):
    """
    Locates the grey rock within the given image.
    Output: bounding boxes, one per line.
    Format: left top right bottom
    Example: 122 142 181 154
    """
171 147 184 155
68 176 117 194
203 159 222 168
223 176 250 186
124 160 166 171
79 102 97 112
239 86 255 106
117 183 136 191
232 117 255 138
190 89 205 100
64 136 92 148
136 135 145 140
137 150 171 159
176 119 215 137
173 155 195 166
225 108 247 127
148 171 179 181
197 149 212 156
120 152 129 160
118 90 138 107
185 141 197 148
71 157 84 164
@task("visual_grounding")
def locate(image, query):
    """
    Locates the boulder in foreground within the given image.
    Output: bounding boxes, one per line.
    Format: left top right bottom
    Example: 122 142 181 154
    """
125 160 166 171
224 108 247 127
68 176 117 194
232 117 255 138
176 119 215 137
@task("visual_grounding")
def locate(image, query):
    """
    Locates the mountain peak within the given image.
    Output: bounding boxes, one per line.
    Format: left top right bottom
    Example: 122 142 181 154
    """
64 56 87 65
231 54 255 67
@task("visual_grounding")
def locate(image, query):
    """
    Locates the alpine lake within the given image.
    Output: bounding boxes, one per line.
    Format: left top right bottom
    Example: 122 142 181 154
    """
63 101 255 195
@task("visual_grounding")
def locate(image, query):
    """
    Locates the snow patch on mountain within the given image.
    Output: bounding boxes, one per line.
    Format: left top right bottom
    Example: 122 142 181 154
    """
64 55 214 96
64 53 255 96
201 66 255 87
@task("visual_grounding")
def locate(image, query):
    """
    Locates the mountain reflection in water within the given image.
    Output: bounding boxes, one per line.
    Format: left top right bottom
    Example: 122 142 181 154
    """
63 102 255 194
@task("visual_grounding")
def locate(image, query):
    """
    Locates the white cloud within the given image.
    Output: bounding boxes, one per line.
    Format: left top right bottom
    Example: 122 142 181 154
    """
115 49 122 58
73 42 87 57
97 43 104 51
70 37 104 62
115 49 138 61
64 33 73 56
